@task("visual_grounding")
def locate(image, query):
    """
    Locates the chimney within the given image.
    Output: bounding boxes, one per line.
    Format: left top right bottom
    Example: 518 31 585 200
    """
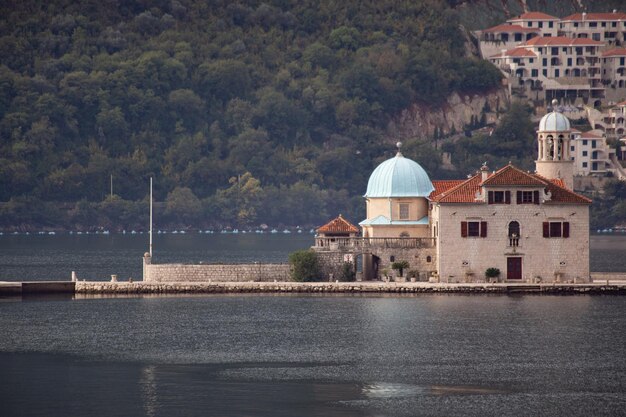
582 12 586 21
480 163 489 182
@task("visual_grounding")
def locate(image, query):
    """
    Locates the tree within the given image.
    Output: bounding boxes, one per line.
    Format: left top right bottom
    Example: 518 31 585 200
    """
391 260 410 277
215 172 262 227
289 249 320 282
165 187 203 225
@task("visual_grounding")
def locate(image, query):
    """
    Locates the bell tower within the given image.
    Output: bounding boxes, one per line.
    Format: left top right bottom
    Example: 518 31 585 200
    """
535 100 574 189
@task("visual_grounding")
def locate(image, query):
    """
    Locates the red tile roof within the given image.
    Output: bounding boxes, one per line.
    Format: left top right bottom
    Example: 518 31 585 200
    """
524 36 604 46
537 175 592 204
579 131 603 139
317 215 359 234
430 180 466 200
561 12 626 21
602 48 626 57
509 12 559 20
481 165 546 186
432 174 484 203
483 24 540 33
616 101 626 107
490 47 537 58
432 164 591 205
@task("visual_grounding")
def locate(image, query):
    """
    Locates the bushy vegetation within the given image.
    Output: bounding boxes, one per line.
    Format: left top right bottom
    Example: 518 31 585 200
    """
288 249 320 282
391 260 410 277
587 180 626 230
0 0 502 229
442 103 537 175
338 262 356 282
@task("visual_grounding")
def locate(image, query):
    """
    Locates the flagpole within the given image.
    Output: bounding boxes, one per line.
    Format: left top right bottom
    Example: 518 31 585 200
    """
149 177 153 257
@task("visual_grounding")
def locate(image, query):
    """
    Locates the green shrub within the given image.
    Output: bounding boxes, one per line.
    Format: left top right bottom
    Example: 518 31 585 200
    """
391 260 410 277
485 267 501 278
288 250 320 282
339 262 356 282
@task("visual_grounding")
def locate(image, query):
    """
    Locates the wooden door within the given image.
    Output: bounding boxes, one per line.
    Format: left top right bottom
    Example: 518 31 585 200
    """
507 257 522 280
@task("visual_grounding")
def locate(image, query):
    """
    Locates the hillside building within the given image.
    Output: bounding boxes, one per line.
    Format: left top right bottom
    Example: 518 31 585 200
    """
314 105 591 283
477 10 626 106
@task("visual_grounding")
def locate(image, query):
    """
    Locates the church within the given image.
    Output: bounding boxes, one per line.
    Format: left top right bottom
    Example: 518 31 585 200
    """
314 102 592 283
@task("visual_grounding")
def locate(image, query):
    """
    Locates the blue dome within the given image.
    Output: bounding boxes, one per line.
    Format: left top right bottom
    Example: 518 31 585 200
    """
365 153 434 198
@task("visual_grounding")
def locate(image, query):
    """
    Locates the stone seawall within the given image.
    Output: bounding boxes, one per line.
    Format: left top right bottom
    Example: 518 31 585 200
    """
75 281 626 296
143 262 291 282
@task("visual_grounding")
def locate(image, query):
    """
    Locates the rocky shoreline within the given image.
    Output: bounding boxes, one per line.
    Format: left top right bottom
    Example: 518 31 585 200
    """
74 281 626 295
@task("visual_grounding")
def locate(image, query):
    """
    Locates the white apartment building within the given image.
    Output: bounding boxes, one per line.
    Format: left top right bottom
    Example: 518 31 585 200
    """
570 129 616 176
489 36 605 106
559 12 626 45
507 11 560 37
589 101 626 139
477 10 626 107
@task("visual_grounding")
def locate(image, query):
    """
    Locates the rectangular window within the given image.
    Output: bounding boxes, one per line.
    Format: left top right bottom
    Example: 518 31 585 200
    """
488 190 511 204
583 162 588 167
399 203 409 220
549 21 554 28
543 69 548 77
567 58 572 66
583 140 588 145
592 140 597 148
551 47 558 55
517 190 539 204
542 58 548 66
589 22 597 28
543 221 570 238
532 69 538 77
461 221 487 238
582 150 588 156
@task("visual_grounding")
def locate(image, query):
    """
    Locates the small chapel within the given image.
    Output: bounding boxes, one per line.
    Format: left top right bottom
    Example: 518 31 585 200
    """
314 101 592 283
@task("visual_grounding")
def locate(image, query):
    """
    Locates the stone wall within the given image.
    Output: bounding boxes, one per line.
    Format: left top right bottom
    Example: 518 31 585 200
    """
143 255 291 282
433 202 590 283
316 251 353 281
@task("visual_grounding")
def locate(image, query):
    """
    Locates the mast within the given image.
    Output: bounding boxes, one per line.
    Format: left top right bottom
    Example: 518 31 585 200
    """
149 177 153 257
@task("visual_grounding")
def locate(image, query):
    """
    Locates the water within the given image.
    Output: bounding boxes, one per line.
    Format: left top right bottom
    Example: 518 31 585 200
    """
0 233 312 281
1 234 625 416
0 233 625 282
0 296 625 416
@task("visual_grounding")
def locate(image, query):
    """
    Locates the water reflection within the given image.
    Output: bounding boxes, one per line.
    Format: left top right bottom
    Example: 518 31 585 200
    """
140 365 158 417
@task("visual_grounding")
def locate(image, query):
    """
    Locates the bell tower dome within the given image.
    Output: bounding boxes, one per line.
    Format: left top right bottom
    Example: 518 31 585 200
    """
535 99 574 189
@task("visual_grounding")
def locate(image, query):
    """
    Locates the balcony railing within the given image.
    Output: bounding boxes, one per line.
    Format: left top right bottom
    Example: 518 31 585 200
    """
313 237 436 251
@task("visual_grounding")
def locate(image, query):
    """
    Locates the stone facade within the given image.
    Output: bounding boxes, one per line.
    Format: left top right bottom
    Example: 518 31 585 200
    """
143 254 291 282
432 202 589 283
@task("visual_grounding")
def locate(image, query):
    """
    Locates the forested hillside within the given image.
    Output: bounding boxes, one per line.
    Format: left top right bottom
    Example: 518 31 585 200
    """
1 0 504 230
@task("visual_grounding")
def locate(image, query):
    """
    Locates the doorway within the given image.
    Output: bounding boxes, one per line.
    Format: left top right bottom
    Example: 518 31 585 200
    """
507 257 522 280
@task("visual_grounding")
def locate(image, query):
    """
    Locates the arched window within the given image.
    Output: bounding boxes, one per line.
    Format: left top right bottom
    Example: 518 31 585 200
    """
508 221 520 247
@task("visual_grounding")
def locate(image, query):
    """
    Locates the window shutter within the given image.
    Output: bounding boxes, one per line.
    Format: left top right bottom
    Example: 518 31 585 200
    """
533 190 540 204
488 191 494 204
480 221 487 237
516 191 522 204
505 191 511 204
563 222 570 238
543 222 549 238
461 221 468 237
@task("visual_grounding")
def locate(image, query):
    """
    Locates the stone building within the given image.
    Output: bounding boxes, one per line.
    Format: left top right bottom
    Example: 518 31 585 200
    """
314 106 592 283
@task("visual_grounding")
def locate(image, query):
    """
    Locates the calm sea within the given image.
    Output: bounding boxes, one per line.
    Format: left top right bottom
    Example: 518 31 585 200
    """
0 234 625 416
0 233 625 282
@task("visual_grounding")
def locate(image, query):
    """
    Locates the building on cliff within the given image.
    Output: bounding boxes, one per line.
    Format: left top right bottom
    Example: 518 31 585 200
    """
476 10 626 106
313 105 591 283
